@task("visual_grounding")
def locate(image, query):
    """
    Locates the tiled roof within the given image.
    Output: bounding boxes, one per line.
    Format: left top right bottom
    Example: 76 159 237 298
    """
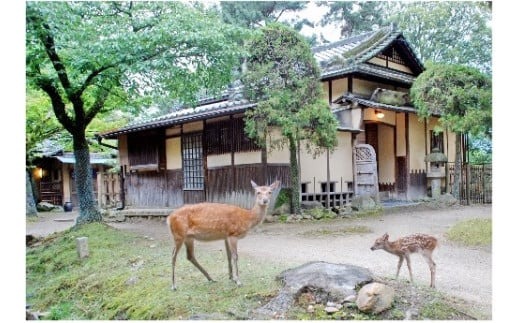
316 26 423 80
100 97 255 138
100 27 424 138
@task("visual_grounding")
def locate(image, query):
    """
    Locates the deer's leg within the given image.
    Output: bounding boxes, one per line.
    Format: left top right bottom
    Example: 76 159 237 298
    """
224 239 233 280
404 254 413 283
422 251 436 288
226 236 241 286
184 237 214 282
171 238 184 291
396 256 404 280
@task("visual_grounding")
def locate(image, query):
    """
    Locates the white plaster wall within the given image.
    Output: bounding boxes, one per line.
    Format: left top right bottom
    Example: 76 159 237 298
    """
300 131 353 194
207 153 232 168
166 137 182 170
378 124 395 183
235 151 262 165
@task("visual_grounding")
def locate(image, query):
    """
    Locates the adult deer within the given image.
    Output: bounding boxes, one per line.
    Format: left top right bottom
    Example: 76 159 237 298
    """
370 233 438 288
166 180 280 290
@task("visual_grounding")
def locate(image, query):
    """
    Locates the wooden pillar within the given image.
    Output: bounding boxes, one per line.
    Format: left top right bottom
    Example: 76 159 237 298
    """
405 113 410 200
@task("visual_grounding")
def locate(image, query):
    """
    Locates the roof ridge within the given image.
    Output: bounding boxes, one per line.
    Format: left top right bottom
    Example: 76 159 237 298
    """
312 29 381 53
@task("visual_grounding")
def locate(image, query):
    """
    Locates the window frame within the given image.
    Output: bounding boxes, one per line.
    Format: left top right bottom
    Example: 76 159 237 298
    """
181 132 204 191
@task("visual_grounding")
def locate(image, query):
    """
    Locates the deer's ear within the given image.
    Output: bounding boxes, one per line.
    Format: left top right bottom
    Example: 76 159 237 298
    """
251 180 258 189
270 180 280 190
383 233 389 239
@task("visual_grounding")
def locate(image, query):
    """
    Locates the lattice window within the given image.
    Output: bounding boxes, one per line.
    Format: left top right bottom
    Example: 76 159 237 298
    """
377 47 406 66
182 133 204 190
430 131 444 153
205 118 260 155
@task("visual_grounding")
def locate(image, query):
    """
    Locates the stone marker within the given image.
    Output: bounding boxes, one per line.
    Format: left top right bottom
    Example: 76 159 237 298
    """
76 237 89 259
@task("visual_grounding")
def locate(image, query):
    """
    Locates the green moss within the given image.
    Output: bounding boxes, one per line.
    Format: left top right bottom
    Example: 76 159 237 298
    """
274 188 291 209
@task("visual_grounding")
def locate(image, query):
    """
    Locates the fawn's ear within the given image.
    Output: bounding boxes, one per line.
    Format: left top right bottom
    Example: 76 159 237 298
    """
251 180 258 189
383 233 389 240
270 180 280 190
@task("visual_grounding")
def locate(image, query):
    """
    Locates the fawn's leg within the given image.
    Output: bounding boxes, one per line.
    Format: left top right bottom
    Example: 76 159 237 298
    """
404 254 414 283
396 256 404 279
171 238 184 290
226 236 241 286
224 239 233 280
184 238 214 282
422 251 436 288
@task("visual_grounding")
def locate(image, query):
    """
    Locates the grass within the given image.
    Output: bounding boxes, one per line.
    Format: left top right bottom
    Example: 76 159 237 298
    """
26 223 284 320
445 218 492 246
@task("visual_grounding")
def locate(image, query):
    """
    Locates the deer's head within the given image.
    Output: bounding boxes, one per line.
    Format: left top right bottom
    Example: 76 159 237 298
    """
251 180 280 206
370 233 389 250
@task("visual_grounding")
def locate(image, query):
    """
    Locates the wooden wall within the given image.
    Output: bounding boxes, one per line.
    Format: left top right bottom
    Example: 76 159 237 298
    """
123 165 289 209
125 170 183 208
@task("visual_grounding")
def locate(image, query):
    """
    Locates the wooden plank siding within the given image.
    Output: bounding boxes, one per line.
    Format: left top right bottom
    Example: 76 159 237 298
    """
122 164 289 209
124 170 183 208
207 164 290 208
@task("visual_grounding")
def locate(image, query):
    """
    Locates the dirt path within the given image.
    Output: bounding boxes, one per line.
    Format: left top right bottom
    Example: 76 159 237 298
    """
26 204 492 319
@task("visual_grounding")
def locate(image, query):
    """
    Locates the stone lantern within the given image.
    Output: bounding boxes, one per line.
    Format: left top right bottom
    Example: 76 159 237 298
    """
425 148 448 198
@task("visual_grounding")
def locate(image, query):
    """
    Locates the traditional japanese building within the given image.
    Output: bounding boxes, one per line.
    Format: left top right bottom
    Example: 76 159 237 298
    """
99 26 456 209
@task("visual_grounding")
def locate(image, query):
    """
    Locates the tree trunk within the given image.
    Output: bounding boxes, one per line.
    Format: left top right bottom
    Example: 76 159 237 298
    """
26 168 38 217
72 132 102 225
452 133 462 201
289 136 301 214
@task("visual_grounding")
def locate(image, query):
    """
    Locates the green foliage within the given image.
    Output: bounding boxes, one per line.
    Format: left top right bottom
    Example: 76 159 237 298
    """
241 23 338 213
446 218 492 246
26 223 284 320
220 1 309 30
274 187 291 208
26 1 246 115
318 1 386 38
410 62 492 137
241 23 338 152
387 1 491 74
306 207 337 220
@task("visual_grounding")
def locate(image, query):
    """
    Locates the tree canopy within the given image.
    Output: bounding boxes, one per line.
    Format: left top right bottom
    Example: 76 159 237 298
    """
220 1 309 29
318 1 386 39
411 62 492 138
410 62 491 198
387 1 491 74
241 23 338 213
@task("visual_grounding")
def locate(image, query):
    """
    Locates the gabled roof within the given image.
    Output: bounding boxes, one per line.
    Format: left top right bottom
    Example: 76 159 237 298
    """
100 27 424 139
314 26 424 80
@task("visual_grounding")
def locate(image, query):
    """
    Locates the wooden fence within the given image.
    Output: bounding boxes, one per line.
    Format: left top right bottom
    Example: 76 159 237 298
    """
447 163 492 204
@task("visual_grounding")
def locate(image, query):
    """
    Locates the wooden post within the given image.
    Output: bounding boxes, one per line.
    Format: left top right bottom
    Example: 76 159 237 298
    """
76 237 89 259
466 163 471 205
326 149 330 209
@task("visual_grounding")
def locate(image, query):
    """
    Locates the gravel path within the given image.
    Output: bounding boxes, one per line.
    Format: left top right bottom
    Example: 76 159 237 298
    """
26 204 492 319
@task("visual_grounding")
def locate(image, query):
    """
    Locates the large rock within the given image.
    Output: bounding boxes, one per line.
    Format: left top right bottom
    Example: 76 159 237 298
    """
253 262 373 319
36 201 56 212
351 195 377 211
356 282 395 314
